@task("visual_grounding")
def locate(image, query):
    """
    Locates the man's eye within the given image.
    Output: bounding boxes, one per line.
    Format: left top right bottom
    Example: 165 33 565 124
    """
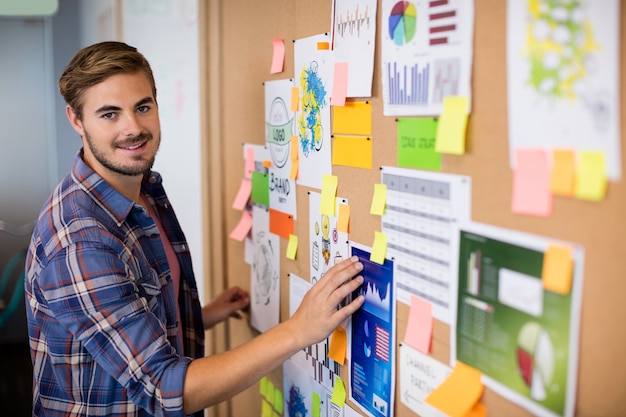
137 106 150 113
102 112 115 119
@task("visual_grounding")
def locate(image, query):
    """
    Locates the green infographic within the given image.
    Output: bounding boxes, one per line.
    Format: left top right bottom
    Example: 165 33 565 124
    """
456 226 581 417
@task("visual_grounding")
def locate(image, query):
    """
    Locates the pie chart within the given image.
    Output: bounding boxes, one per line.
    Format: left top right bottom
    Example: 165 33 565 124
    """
389 1 417 46
516 321 555 401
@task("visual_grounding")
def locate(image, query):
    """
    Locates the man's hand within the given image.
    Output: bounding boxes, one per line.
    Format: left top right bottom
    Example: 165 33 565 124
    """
202 286 250 330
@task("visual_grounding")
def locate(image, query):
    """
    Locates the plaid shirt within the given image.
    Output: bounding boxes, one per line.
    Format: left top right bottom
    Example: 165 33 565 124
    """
25 151 204 417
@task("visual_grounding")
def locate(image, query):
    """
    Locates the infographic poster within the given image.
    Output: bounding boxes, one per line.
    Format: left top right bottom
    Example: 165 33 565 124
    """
455 223 583 417
349 244 396 417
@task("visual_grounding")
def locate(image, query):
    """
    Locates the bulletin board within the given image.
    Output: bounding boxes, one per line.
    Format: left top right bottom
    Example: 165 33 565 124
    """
206 1 626 416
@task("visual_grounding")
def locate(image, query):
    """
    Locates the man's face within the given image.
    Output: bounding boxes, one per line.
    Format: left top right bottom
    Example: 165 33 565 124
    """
68 72 161 180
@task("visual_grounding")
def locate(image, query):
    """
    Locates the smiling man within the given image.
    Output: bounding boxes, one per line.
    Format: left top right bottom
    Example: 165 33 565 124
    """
24 41 365 417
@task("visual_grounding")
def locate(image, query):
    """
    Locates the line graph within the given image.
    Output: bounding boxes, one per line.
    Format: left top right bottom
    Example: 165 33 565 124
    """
334 3 371 38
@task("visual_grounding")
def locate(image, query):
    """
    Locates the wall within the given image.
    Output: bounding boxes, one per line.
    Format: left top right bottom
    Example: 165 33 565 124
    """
212 1 626 416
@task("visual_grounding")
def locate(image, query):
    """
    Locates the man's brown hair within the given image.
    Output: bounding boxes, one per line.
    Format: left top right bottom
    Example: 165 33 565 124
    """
59 41 157 120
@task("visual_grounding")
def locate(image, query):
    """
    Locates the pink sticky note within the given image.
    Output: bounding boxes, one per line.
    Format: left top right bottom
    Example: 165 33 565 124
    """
245 147 255 179
330 62 349 106
512 149 552 216
229 210 252 241
232 179 252 211
270 39 285 74
404 295 433 354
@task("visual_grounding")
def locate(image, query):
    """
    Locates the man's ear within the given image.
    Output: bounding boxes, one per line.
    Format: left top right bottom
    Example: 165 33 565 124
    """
66 105 85 137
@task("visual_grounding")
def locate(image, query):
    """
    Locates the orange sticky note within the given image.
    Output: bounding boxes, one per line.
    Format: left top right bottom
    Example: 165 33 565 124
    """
370 183 387 215
245 146 255 179
404 295 433 354
229 210 252 241
290 136 299 160
328 327 347 365
320 174 338 217
337 204 350 233
332 101 372 135
435 96 468 155
542 245 573 294
332 135 372 169
464 402 487 417
232 178 252 211
263 160 272 168
291 87 300 112
286 234 298 260
551 149 576 196
317 41 330 50
330 377 346 407
270 38 285 74
370 231 387 265
575 151 607 201
512 149 552 216
330 62 349 106
425 361 484 417
289 159 299 179
269 208 294 239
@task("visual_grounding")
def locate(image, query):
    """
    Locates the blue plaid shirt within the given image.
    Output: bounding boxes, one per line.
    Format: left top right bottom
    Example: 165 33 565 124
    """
25 151 204 416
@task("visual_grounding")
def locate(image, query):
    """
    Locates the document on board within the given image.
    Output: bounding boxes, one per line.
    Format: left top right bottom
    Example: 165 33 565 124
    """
380 166 471 324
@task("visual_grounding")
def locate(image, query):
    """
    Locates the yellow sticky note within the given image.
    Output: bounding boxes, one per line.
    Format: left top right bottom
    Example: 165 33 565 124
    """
425 361 483 417
370 183 387 215
291 87 300 112
575 151 607 201
274 389 284 414
542 245 573 294
328 327 347 365
332 135 372 169
332 101 372 135
337 204 350 233
435 96 468 155
370 231 387 265
259 376 268 398
331 377 346 407
551 149 576 196
290 136 299 160
286 234 298 260
266 380 275 402
261 399 272 417
320 174 338 217
289 159 299 179
312 392 321 417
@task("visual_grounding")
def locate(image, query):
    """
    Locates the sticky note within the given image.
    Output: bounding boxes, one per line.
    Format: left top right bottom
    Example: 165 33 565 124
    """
398 117 442 171
575 151 607 201
328 326 347 365
269 208 294 239
251 171 270 206
232 178 252 211
332 135 372 169
286 234 298 260
274 389 284 414
332 101 372 135
331 377 346 407
289 159 299 179
317 42 330 50
512 149 552 216
425 361 484 417
291 87 300 112
266 380 275 402
245 147 255 179
290 136 299 160
370 231 387 265
465 402 487 417
320 174 338 217
435 96 468 155
312 392 321 417
370 183 387 215
270 38 285 74
330 62 349 106
551 149 576 196
262 399 272 417
229 210 252 241
260 376 268 397
404 295 433 354
263 160 272 168
272 412 281 417
542 245 573 294
337 203 350 233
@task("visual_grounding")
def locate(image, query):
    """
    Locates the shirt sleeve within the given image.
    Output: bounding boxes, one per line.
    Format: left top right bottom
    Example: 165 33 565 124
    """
39 238 190 416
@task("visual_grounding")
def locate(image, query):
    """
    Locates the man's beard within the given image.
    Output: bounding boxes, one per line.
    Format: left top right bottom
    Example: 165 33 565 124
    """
85 130 159 176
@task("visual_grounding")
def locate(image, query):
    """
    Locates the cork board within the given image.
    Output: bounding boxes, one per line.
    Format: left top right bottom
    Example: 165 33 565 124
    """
208 1 626 416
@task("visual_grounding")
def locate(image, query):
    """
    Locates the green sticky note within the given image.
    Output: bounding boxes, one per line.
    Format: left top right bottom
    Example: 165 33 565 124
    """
398 117 442 171
312 392 321 417
266 380 275 403
274 389 284 414
331 377 346 407
251 171 270 206
259 376 268 398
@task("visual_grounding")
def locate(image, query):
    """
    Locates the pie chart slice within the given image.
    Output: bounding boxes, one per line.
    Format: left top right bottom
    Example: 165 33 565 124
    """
389 1 417 46
516 321 555 401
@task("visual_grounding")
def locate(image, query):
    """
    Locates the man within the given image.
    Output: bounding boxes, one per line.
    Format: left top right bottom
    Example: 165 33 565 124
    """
25 41 365 416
